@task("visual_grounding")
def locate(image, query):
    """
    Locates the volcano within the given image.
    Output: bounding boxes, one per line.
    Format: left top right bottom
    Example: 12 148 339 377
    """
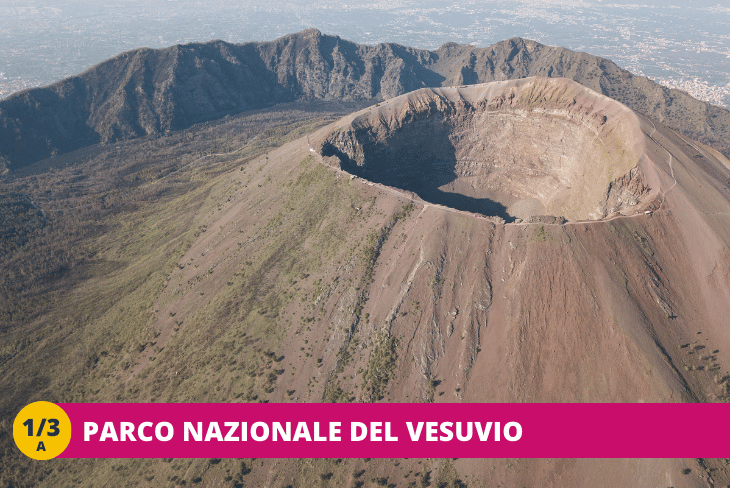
3 52 730 488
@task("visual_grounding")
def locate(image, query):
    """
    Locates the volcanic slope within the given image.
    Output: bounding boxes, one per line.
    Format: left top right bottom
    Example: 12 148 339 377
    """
3 80 730 486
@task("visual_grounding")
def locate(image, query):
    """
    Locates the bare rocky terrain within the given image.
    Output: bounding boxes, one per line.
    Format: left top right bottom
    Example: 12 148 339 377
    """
3 76 730 487
2 34 730 488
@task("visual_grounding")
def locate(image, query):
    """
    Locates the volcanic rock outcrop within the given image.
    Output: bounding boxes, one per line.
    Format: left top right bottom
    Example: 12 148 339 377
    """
320 78 653 222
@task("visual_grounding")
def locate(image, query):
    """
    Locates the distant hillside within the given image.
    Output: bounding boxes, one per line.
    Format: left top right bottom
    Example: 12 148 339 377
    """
1 29 729 170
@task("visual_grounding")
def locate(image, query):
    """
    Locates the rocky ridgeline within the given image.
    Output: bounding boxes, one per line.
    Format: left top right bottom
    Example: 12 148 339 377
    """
1 30 730 170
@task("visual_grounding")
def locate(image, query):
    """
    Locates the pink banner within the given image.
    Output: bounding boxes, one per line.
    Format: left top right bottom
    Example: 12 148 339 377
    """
57 403 730 458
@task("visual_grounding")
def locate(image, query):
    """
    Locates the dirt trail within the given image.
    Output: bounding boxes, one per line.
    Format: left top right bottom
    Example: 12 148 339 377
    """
370 205 429 322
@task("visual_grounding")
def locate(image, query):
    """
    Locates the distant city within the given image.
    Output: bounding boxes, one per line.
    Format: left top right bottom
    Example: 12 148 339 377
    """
1 0 729 108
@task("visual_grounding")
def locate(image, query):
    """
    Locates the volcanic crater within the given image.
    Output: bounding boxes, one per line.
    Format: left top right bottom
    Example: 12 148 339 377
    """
321 77 652 222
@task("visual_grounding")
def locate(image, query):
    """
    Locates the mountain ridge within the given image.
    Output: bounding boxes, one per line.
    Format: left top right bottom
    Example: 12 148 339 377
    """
1 29 730 171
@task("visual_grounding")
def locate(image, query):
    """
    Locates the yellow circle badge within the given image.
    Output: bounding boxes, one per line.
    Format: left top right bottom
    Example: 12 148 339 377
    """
13 401 72 460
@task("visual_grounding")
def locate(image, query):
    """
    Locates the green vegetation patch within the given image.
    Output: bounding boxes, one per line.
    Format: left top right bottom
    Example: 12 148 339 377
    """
363 332 399 402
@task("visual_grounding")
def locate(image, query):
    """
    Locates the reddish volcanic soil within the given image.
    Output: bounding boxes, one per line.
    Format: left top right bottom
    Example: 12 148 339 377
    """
138 78 730 486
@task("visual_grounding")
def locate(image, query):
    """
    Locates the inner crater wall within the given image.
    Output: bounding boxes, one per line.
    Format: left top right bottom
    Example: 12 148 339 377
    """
322 78 650 222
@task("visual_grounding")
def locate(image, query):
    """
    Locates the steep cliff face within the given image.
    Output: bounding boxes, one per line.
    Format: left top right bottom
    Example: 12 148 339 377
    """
2 30 730 170
321 78 653 222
